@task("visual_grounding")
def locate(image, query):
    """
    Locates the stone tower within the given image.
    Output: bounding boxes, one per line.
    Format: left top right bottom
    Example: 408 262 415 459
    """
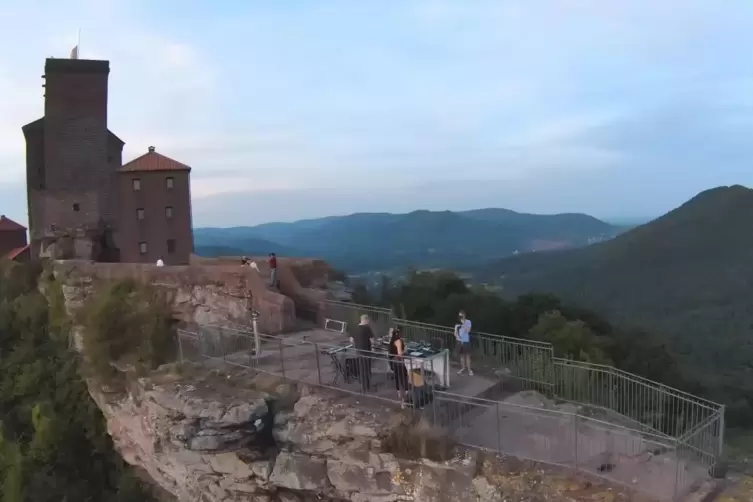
23 58 124 259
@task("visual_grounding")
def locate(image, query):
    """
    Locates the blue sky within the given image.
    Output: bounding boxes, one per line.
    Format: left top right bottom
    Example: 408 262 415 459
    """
1 0 753 226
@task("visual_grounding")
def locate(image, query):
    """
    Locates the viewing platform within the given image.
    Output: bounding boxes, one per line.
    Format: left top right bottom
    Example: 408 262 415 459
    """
177 308 721 502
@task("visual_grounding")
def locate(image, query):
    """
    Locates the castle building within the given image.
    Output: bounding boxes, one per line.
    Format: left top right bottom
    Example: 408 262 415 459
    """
22 57 194 264
118 146 193 265
0 215 30 262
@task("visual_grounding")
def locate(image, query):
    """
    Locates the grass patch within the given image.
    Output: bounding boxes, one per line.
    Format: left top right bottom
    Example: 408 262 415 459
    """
79 278 177 386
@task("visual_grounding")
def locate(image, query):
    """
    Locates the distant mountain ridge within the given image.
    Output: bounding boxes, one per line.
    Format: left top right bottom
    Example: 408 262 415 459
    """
475 185 753 421
194 208 621 272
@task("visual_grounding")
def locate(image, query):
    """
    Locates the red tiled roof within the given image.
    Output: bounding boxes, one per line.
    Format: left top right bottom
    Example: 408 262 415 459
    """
0 215 26 231
120 146 191 173
5 245 29 261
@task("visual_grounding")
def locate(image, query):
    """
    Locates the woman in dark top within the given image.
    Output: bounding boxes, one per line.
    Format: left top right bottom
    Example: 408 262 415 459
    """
388 326 409 407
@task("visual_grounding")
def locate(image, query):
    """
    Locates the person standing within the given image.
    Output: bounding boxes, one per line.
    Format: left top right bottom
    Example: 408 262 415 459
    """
350 314 375 392
456 310 474 376
388 326 409 407
268 253 278 288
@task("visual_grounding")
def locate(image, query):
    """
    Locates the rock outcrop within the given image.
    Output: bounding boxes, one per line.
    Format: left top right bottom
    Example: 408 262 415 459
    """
91 363 650 502
53 261 298 334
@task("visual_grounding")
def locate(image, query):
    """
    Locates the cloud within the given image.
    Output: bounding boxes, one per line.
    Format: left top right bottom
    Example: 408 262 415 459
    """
1 0 753 226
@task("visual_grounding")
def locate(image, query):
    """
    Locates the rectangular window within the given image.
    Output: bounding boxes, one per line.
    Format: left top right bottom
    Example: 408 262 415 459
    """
167 239 176 254
72 203 80 212
133 178 141 191
166 177 174 189
165 206 173 219
136 208 145 220
139 242 147 255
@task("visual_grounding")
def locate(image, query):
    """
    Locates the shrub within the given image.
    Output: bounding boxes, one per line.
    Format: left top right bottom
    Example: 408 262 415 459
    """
382 413 455 462
80 279 177 383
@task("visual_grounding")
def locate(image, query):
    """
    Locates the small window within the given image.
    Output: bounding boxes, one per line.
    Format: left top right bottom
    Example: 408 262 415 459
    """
139 242 148 255
133 178 141 191
165 206 173 219
167 239 176 254
166 177 174 189
72 203 80 212
136 208 145 220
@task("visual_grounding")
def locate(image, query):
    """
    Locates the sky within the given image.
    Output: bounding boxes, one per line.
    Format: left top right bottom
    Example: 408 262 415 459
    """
1 0 753 227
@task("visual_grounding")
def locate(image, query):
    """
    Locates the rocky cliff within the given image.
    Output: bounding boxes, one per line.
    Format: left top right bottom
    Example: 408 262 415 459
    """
51 260 653 501
54 260 302 334
91 363 649 502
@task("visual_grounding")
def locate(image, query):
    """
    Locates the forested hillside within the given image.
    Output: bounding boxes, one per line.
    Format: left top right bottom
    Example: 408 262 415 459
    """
358 271 692 406
194 208 620 272
477 185 753 424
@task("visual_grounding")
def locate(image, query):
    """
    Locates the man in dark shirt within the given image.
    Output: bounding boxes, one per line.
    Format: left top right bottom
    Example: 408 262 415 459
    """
350 314 374 391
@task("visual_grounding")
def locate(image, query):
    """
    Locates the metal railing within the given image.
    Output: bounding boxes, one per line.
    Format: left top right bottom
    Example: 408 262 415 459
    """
175 325 713 501
319 300 725 465
176 325 438 406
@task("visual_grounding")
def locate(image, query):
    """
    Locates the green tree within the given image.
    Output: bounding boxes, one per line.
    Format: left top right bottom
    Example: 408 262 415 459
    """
527 310 611 364
0 260 157 501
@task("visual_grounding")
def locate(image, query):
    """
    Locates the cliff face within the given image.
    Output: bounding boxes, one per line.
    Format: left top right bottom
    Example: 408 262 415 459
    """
53 260 657 501
91 364 645 502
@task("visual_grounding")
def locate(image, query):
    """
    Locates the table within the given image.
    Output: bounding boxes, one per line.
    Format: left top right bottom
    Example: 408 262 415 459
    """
322 340 451 388
374 338 451 388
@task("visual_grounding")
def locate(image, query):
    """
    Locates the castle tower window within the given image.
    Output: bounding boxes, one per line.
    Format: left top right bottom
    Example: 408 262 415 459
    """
72 203 80 212
139 242 148 255
165 206 173 219
167 239 176 254
136 208 145 220
166 177 174 189
133 178 141 191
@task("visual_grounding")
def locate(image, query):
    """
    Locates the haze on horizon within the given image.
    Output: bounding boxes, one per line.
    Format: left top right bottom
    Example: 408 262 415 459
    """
1 0 752 227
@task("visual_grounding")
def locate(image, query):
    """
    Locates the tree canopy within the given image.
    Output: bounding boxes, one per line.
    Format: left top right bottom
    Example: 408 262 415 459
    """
0 259 156 502
367 270 697 409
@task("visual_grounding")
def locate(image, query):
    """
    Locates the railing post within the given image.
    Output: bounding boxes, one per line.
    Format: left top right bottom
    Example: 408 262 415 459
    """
495 402 502 454
177 331 184 363
430 358 437 424
409 356 415 405
673 438 681 501
314 343 322 386
573 413 579 471
251 311 261 361
718 406 726 463
278 339 285 378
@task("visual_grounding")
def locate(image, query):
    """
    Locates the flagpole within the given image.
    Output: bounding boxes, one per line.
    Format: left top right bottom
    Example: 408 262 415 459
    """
77 29 81 58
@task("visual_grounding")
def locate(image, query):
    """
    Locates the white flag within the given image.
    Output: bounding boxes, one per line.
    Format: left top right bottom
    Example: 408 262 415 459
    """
70 45 79 59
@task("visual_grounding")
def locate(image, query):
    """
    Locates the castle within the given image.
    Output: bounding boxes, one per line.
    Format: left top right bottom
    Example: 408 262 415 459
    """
20 57 194 265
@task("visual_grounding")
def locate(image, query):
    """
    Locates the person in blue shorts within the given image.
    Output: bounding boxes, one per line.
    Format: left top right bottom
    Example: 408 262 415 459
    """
455 310 474 376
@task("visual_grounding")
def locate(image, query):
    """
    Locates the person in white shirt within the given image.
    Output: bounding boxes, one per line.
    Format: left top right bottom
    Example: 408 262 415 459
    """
156 257 164 267
455 310 473 376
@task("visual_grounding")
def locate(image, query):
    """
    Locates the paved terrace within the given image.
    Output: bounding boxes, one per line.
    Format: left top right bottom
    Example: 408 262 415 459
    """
178 325 712 501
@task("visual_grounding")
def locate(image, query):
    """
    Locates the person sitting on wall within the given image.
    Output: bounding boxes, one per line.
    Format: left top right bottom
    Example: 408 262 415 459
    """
156 256 164 267
388 326 409 408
